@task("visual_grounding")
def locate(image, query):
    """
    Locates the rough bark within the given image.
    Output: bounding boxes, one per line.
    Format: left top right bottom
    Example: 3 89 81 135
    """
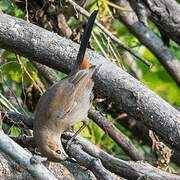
0 13 180 152
130 0 180 44
0 151 96 180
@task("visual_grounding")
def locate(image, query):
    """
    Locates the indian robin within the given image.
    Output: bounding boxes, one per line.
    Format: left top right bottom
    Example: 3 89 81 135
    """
33 10 98 161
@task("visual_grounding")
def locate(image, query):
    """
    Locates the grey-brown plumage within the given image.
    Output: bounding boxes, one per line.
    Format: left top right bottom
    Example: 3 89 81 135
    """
33 10 98 162
33 66 96 161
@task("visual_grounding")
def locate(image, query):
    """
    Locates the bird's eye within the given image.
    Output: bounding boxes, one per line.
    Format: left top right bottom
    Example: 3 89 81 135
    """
56 150 61 154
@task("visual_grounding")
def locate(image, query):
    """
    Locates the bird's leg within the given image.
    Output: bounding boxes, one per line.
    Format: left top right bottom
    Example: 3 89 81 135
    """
66 119 88 151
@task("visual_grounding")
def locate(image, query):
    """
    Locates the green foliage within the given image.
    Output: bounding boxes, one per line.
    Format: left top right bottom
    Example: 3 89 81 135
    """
138 48 180 106
1 52 37 84
0 0 23 17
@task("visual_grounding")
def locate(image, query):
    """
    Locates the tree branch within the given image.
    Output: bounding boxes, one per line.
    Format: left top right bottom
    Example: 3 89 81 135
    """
112 0 180 86
130 0 180 45
68 143 122 180
32 61 59 84
64 133 180 180
88 108 144 161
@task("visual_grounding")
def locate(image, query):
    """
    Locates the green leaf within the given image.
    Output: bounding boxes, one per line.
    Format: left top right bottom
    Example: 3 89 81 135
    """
89 121 105 145
9 126 22 136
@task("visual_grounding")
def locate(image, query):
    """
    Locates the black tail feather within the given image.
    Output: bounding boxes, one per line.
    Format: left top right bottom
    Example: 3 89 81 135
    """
71 10 98 75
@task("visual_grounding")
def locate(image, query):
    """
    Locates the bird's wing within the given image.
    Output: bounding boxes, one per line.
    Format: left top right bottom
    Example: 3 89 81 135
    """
39 79 77 121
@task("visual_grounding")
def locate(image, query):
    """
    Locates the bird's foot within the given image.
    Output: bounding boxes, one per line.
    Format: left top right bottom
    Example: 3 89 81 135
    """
30 155 47 164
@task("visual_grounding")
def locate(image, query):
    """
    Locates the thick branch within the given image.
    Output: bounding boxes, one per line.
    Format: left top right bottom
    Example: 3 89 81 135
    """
0 13 180 152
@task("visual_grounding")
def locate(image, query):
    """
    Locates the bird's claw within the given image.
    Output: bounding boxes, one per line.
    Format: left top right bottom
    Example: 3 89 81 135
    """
30 155 47 164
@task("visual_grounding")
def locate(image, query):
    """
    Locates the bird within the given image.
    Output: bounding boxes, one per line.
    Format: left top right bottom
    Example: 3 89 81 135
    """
33 10 98 162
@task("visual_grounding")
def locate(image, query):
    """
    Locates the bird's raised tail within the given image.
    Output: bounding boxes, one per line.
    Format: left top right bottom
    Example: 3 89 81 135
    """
70 10 98 75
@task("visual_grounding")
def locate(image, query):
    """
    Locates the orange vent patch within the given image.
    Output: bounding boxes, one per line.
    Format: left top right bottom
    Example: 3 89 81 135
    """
81 56 90 69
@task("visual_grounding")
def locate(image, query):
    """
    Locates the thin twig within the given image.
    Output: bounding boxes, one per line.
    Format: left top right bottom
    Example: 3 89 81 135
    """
1 110 33 129
0 93 19 113
1 76 27 115
25 0 29 22
16 55 44 95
